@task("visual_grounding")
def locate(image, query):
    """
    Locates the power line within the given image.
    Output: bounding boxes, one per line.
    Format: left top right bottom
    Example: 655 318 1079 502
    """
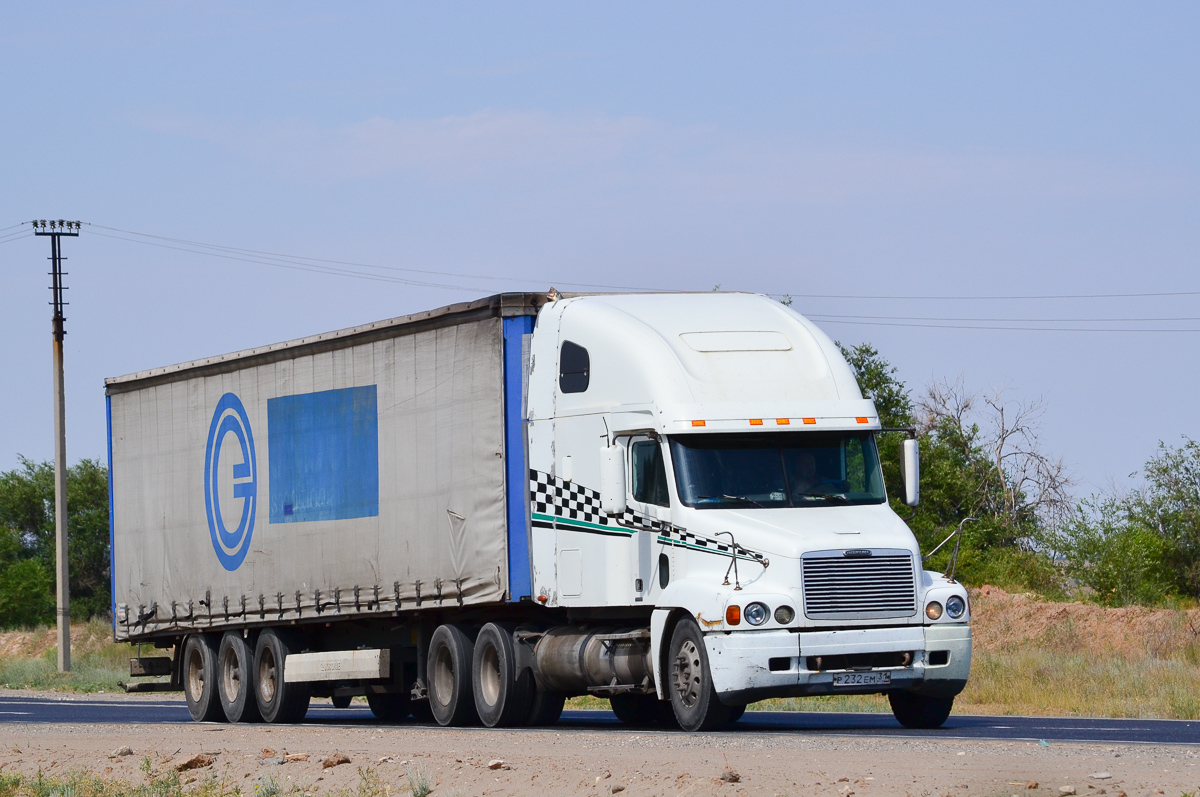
806 312 1200 323
0 222 29 233
0 230 32 245
807 317 1200 333
86 223 656 293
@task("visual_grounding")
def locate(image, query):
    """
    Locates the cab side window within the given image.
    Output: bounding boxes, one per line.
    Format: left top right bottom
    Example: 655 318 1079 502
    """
559 341 590 393
631 440 670 507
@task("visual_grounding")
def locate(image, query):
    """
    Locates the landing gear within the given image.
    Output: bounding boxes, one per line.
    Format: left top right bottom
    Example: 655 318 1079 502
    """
331 694 352 709
668 619 732 732
888 691 954 729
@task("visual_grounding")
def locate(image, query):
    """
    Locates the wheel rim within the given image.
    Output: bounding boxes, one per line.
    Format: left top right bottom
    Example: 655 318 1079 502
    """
432 644 455 707
672 639 702 708
258 646 277 705
186 645 206 704
479 642 501 708
221 647 242 702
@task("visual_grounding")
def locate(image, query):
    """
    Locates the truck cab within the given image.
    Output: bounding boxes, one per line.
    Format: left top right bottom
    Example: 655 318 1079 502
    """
525 292 971 730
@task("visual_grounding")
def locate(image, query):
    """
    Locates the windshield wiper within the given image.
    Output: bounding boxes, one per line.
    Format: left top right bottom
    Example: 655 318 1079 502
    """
697 494 768 508
795 492 851 504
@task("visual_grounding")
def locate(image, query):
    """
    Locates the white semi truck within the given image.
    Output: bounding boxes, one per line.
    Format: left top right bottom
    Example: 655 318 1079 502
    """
108 291 971 731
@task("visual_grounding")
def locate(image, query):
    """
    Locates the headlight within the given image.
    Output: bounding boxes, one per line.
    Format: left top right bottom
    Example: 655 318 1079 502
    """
774 605 795 624
946 595 966 619
925 601 943 620
744 602 769 626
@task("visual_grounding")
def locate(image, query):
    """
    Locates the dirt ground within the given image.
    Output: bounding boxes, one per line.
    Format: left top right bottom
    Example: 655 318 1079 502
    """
970 587 1200 660
0 700 1197 797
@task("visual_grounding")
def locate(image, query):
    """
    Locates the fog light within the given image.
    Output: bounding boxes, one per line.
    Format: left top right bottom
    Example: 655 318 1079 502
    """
744 602 769 626
774 605 795 624
726 604 741 625
925 601 944 620
946 595 966 619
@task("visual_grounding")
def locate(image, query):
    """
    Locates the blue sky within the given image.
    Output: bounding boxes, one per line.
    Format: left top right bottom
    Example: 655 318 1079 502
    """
1 2 1197 496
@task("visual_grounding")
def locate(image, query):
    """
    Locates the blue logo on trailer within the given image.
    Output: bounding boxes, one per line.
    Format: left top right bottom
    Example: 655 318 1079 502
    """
204 393 257 571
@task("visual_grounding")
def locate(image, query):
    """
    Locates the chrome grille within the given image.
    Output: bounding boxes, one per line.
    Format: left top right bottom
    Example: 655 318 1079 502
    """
802 550 917 620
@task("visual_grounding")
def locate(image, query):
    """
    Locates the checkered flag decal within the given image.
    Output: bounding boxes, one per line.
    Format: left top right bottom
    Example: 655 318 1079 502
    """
529 469 611 529
528 469 767 565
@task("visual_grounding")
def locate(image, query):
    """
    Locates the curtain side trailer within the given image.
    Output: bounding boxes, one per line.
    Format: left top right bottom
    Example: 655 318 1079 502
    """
108 291 970 730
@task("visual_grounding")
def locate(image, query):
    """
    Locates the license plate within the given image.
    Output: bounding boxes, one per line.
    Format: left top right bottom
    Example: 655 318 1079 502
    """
832 671 891 687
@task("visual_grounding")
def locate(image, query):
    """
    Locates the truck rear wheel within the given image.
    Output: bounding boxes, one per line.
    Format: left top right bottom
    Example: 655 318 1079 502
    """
218 632 261 723
472 623 531 728
523 677 565 727
253 629 310 724
366 690 411 722
668 619 732 732
888 691 954 729
182 634 223 722
428 624 478 726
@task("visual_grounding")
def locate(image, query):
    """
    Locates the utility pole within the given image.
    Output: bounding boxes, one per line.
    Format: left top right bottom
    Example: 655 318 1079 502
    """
33 219 80 673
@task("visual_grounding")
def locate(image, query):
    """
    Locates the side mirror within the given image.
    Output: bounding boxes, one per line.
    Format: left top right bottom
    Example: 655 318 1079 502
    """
900 438 920 507
600 445 627 515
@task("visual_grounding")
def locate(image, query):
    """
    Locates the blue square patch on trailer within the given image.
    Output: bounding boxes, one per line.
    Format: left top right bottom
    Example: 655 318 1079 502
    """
268 385 379 523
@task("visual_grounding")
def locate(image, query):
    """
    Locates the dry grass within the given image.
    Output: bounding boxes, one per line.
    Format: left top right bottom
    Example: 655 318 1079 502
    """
0 618 145 693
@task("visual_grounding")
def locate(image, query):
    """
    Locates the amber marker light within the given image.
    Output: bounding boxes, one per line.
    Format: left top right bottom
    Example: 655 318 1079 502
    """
749 419 763 426
725 605 741 625
692 420 706 427
776 418 790 425
803 418 816 425
856 417 869 424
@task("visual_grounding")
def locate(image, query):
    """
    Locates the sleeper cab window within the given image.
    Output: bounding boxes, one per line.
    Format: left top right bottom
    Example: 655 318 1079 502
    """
559 340 590 393
631 439 670 508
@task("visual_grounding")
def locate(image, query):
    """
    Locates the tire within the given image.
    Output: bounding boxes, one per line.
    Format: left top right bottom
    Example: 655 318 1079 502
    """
409 697 435 723
472 623 532 728
610 694 672 727
667 619 732 732
366 690 411 721
888 691 954 729
182 634 224 723
253 629 311 724
522 673 565 727
331 694 352 709
217 632 261 723
428 624 478 726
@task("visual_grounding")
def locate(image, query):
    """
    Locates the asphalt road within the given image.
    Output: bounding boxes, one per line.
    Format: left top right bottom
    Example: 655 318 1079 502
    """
0 695 1196 745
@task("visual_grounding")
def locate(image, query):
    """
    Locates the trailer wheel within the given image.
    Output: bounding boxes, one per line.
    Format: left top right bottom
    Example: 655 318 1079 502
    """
182 634 223 722
428 624 478 726
471 623 531 728
253 629 310 724
217 632 261 723
366 690 411 722
888 691 954 729
667 618 732 732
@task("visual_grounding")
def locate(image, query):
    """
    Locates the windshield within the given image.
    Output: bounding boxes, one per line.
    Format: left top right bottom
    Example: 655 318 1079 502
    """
669 432 887 509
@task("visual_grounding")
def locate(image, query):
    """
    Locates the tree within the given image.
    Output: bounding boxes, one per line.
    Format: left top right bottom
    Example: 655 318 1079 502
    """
839 344 1069 590
0 456 111 627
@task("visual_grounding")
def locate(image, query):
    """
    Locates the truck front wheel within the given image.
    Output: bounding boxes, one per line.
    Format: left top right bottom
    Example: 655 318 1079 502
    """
428 624 478 726
218 632 261 723
253 629 310 723
668 619 732 732
182 634 223 722
888 691 954 729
